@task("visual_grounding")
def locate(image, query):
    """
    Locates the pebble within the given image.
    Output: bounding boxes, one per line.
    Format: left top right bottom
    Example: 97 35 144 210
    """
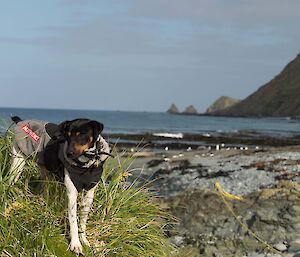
274 242 287 251
290 239 300 252
290 206 300 213
169 236 185 246
153 149 299 196
294 223 300 230
247 254 288 257
141 148 300 256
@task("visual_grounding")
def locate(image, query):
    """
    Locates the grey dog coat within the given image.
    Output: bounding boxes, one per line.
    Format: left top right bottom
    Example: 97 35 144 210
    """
12 119 110 191
12 120 53 165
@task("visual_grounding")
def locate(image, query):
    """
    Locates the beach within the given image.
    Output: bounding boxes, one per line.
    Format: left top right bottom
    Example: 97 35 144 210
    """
1 108 300 256
116 140 300 257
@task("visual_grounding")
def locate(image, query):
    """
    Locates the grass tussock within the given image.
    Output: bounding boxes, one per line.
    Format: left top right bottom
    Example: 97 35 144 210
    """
0 135 174 256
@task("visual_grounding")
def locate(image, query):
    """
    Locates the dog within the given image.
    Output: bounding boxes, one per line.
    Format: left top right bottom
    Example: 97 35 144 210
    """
9 116 112 254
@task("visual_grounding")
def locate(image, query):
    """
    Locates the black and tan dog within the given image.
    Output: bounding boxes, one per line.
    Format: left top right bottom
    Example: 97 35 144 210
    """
9 117 111 254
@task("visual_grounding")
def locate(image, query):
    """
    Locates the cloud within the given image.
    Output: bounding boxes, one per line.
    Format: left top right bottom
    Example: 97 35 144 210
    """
30 0 299 59
1 0 300 111
124 0 300 25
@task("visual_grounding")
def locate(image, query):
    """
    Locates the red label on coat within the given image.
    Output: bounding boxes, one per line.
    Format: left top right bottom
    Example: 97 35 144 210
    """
21 124 40 142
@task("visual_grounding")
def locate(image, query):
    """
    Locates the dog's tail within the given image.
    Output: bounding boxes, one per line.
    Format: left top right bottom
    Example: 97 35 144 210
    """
11 116 22 124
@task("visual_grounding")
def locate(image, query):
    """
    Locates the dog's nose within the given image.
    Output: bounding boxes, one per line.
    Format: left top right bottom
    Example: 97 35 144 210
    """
67 151 75 158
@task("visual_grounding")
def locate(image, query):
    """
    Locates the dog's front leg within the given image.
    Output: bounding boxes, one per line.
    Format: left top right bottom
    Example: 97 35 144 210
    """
64 169 82 254
9 146 25 184
79 185 97 246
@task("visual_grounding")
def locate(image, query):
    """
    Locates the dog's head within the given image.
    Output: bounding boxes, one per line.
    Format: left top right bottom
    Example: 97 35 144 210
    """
59 119 104 159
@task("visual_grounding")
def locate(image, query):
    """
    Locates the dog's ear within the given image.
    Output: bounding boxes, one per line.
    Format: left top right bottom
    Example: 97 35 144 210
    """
58 120 70 135
88 120 104 140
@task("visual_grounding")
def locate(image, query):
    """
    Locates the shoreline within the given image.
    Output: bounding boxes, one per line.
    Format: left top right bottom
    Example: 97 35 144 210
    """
168 111 300 119
105 131 300 150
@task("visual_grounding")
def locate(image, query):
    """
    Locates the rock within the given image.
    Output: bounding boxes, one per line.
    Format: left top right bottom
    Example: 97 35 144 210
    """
286 253 299 257
167 103 179 114
174 245 199 257
166 185 300 256
183 105 198 114
290 239 300 252
130 147 300 256
294 223 300 230
274 242 288 251
169 236 185 246
289 205 300 214
147 159 165 168
206 96 241 113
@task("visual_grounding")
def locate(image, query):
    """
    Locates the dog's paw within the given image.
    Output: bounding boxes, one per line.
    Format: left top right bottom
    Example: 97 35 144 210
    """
80 233 90 247
69 238 83 254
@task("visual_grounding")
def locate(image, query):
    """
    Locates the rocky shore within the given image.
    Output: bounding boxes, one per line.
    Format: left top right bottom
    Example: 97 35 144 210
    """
120 144 300 256
106 132 300 150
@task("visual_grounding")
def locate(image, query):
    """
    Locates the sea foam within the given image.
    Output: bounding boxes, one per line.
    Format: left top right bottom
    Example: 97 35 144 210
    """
153 132 183 139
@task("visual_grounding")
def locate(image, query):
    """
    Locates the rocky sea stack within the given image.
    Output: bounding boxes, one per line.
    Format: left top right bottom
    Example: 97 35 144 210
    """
166 104 199 115
167 103 179 114
183 105 198 114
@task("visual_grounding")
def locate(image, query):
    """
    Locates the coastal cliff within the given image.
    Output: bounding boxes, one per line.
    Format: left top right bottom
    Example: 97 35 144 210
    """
212 53 300 117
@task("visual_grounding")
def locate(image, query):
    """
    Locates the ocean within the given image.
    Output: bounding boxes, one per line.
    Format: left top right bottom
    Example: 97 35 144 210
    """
0 107 299 138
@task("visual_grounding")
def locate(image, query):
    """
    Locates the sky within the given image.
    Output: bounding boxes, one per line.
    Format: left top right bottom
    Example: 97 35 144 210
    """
0 0 300 113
